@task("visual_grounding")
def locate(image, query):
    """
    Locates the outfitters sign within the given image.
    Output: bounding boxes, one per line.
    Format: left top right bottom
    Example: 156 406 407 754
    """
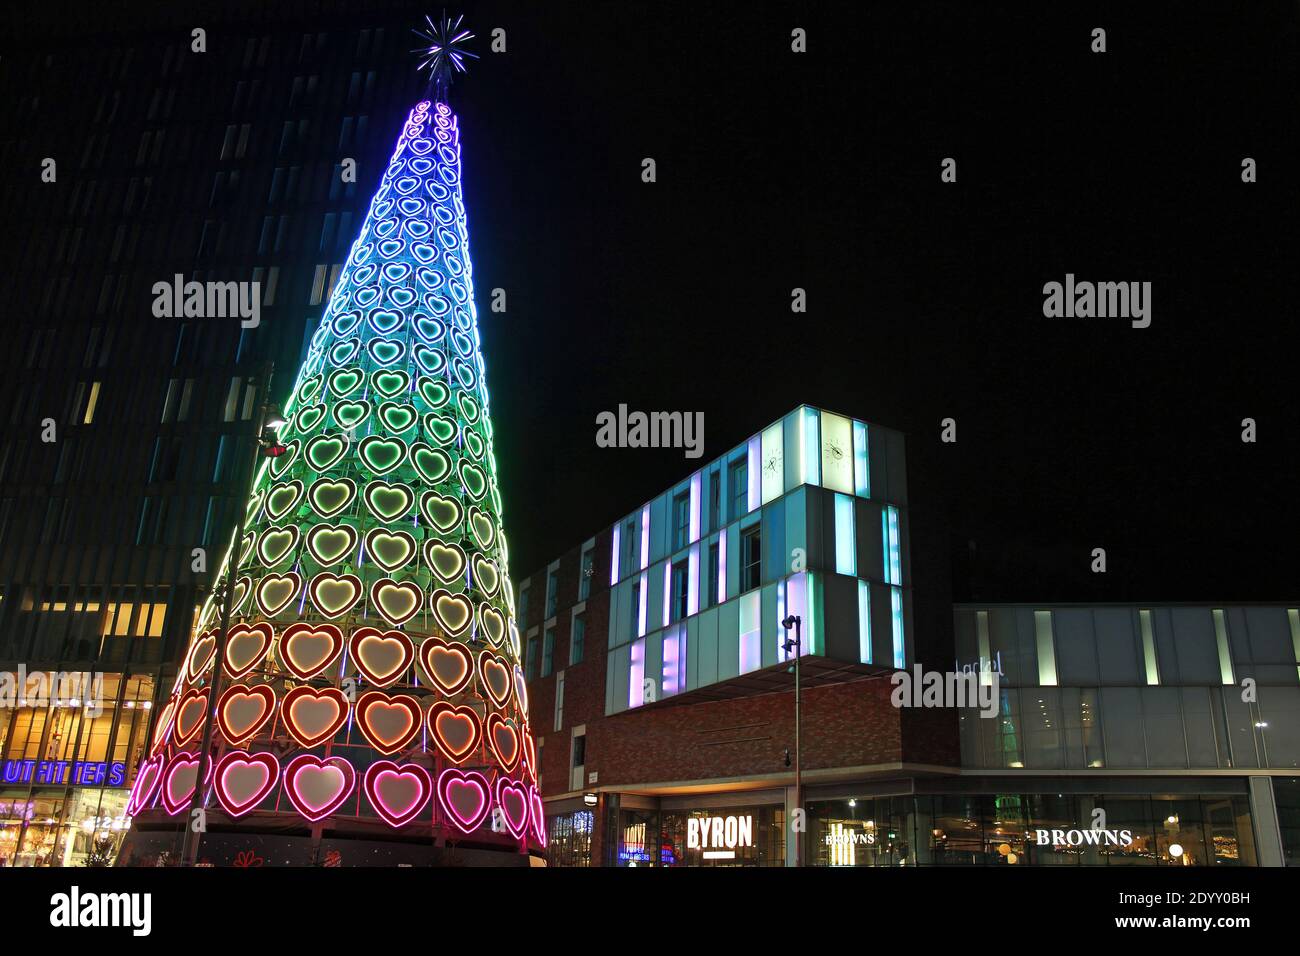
1 759 127 787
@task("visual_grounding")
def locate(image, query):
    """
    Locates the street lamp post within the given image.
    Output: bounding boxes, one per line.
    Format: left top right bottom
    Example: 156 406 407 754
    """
180 362 283 866
781 614 802 868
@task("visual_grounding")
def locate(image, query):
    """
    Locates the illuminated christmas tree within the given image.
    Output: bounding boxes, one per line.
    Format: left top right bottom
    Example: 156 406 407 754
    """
122 18 543 865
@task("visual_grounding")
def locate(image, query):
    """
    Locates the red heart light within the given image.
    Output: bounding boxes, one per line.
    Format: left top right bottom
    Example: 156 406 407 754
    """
278 622 345 680
528 784 547 846
283 754 356 823
521 729 538 784
355 691 422 755
436 768 491 834
494 777 530 839
215 683 276 745
281 685 349 748
349 626 415 688
223 621 274 679
172 688 209 747
126 753 166 816
214 750 280 818
426 700 482 763
418 636 474 696
478 651 512 708
186 630 217 682
160 752 211 816
363 760 431 827
486 712 521 772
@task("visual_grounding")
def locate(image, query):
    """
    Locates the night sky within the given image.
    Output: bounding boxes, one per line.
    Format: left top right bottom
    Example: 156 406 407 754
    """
20 2 1300 602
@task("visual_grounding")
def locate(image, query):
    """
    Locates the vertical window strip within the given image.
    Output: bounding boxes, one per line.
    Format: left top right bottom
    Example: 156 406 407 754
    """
834 493 855 575
853 420 870 497
1289 609 1300 684
1212 609 1235 685
610 522 621 585
1139 609 1160 685
890 586 904 669
857 579 871 664
1034 610 1058 686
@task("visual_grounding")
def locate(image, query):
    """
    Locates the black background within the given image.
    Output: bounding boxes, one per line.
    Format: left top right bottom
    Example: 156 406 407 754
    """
10 1 1299 602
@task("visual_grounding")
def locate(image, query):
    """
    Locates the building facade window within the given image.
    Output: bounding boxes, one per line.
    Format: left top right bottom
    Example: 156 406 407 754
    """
673 491 689 550
570 613 586 665
545 570 558 619
541 626 555 677
579 547 594 601
729 459 747 521
741 525 761 593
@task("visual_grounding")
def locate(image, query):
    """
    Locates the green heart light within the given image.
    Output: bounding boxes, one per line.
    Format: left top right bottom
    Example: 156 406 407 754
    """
308 476 357 519
364 528 416 573
458 461 487 500
419 491 463 534
371 369 411 399
306 523 358 567
422 413 458 446
424 540 467 583
328 367 364 399
358 435 407 476
257 526 300 567
331 400 371 431
409 443 452 484
416 377 450 409
363 482 414 522
378 402 418 434
265 480 305 521
305 434 348 472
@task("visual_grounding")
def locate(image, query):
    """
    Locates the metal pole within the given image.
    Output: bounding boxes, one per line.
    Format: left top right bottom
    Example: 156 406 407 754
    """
180 362 272 866
793 615 801 868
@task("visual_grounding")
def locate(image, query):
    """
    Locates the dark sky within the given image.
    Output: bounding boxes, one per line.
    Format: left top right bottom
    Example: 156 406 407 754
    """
458 2 1300 601
21 2 1300 602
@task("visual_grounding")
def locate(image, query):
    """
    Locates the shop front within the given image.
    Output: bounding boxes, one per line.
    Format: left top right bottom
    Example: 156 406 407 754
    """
805 787 1258 867
611 793 787 867
0 673 154 867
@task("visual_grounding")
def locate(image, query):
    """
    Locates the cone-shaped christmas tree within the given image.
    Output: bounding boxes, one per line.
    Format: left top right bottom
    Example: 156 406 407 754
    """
123 93 543 865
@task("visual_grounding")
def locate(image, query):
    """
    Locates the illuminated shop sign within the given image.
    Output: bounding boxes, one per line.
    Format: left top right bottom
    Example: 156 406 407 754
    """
0 760 127 787
687 814 753 859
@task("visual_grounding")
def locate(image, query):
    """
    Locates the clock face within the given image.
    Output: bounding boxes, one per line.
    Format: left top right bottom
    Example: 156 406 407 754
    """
765 454 781 473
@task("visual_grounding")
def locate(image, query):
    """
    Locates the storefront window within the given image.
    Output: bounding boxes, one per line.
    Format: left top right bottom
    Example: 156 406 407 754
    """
546 810 594 867
616 805 785 867
807 791 1257 867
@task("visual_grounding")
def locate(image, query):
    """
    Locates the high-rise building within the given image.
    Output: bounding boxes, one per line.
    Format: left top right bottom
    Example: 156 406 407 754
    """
0 4 468 867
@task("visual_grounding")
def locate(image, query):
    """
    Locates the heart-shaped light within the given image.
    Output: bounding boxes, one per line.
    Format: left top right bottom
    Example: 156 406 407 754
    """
349 627 414 687
332 309 362 337
281 685 349 747
453 357 477 390
364 528 416 573
514 665 529 719
265 481 304 521
294 403 326 434
409 443 452 484
437 768 491 834
305 523 358 567
297 374 323 404
278 622 345 679
305 433 349 472
255 572 301 617
329 337 360 365
368 338 406 367
469 508 496 550
371 368 411 399
283 754 356 823
478 651 512 708
223 621 274 679
413 316 446 345
186 630 218 681
522 729 537 783
160 752 211 816
309 572 362 619
486 712 521 772
150 697 177 753
462 427 485 460
215 683 276 744
358 435 407 476
431 589 473 638
413 344 446 376
172 688 209 746
368 307 403 335
214 750 280 818
419 491 462 533
495 777 530 839
269 439 300 477
256 526 300 567
457 392 482 424
471 555 500 596
424 540 466 584
377 401 418 434
423 412 457 446
418 636 474 696
370 578 423 627
529 784 547 846
363 481 414 522
478 603 506 647
426 700 482 763
330 399 371 432
308 477 357 519
416 377 450 408
458 461 487 500
328 367 364 399
355 691 422 755
363 761 431 828
127 752 166 816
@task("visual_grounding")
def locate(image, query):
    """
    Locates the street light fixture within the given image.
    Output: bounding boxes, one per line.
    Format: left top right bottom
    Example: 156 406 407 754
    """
781 614 801 868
